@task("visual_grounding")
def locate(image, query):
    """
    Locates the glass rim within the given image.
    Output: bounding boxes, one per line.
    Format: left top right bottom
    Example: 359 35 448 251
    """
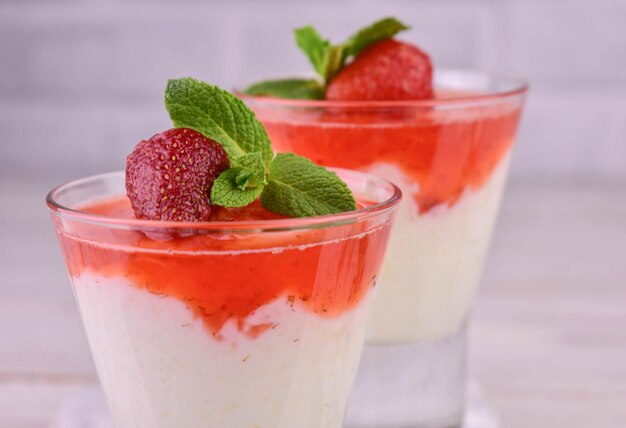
237 69 528 109
46 169 402 232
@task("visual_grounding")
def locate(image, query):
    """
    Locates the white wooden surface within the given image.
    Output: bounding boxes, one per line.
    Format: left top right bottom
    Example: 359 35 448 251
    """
1 178 625 428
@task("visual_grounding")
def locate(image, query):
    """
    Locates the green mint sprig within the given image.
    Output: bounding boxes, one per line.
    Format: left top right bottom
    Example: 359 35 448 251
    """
243 17 409 99
166 78 273 167
243 79 325 100
165 77 356 217
262 153 357 217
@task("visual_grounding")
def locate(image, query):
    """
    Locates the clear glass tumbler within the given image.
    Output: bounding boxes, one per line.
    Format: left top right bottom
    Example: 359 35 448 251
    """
47 169 400 428
244 70 527 427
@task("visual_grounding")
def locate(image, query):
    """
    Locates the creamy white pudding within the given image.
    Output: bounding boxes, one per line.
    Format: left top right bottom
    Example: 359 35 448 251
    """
366 153 511 343
74 273 371 428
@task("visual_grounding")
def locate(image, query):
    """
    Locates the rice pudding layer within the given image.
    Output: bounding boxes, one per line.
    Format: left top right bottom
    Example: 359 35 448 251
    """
365 153 510 342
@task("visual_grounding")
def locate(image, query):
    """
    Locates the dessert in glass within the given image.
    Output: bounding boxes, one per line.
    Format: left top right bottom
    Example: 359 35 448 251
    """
242 17 527 428
47 79 400 428
48 169 399 428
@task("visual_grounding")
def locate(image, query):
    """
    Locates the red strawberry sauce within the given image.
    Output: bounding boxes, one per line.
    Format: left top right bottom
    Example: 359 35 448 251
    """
252 93 523 213
58 198 391 338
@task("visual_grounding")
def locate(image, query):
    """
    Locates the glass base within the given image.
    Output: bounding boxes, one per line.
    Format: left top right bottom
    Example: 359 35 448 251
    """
345 326 467 428
52 375 504 428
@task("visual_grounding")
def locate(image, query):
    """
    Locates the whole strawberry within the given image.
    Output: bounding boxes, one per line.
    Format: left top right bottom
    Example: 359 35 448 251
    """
326 39 433 101
126 128 229 222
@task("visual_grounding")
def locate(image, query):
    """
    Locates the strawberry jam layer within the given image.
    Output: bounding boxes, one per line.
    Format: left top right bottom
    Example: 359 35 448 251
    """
57 198 391 338
254 97 522 213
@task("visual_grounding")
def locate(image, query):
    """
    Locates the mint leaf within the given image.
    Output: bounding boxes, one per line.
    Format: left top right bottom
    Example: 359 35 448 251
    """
231 152 267 189
343 17 409 58
261 153 356 217
323 45 347 81
211 169 264 208
211 152 267 207
165 78 273 167
294 26 332 79
243 78 325 100
294 27 348 81
234 169 254 191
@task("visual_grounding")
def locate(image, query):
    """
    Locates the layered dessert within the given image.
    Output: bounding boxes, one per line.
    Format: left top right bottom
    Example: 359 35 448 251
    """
56 196 392 428
242 17 526 427
254 99 520 342
48 78 400 428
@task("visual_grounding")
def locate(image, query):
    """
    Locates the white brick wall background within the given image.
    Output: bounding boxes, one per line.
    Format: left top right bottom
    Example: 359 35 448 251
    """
0 0 625 182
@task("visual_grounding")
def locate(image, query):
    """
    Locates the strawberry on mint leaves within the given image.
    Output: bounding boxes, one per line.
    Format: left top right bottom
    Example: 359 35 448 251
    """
125 78 356 223
242 17 433 101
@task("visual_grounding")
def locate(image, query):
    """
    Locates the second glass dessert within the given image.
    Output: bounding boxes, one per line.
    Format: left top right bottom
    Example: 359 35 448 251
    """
245 69 527 427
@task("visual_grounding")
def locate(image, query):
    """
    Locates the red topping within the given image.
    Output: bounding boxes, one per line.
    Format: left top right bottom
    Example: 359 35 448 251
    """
326 39 433 101
59 197 391 339
255 94 522 213
126 128 229 222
